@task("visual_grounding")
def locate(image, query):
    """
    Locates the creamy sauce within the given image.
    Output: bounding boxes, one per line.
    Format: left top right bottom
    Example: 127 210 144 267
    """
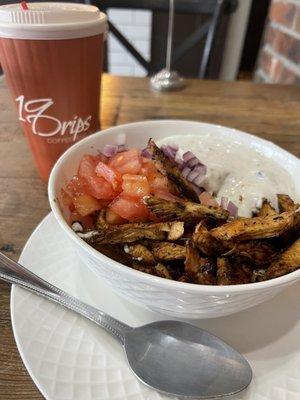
158 134 296 217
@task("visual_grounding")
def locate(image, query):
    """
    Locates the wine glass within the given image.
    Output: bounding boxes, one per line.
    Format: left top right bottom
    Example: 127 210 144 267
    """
150 0 185 91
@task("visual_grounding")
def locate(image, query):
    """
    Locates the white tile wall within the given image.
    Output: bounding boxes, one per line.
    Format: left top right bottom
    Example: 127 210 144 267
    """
107 9 152 77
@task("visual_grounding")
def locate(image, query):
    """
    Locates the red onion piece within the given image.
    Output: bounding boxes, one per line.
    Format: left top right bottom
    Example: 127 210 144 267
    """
186 165 206 185
193 173 206 187
161 144 178 160
182 166 191 178
141 147 151 158
187 168 201 182
102 144 118 157
220 196 228 209
187 157 201 168
194 164 207 176
183 151 196 162
166 142 179 152
175 154 186 170
227 201 238 218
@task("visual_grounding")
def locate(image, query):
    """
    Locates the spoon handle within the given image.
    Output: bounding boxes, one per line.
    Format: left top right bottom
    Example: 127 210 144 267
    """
0 251 130 344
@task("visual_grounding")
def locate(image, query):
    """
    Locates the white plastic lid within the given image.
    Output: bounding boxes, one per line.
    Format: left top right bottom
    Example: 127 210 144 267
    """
0 2 107 40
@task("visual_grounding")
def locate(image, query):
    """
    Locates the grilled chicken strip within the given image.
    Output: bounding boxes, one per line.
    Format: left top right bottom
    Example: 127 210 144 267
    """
266 238 300 279
78 221 184 244
222 241 277 266
148 139 199 202
251 269 267 282
124 243 156 265
132 262 155 275
193 222 277 265
132 262 172 279
210 210 300 242
217 257 252 285
145 196 229 222
154 263 173 279
93 244 132 266
257 198 277 218
185 242 216 285
192 223 226 256
277 194 299 213
151 242 186 261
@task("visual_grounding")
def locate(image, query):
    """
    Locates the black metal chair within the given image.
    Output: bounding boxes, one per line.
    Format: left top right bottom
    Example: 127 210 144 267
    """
87 0 238 78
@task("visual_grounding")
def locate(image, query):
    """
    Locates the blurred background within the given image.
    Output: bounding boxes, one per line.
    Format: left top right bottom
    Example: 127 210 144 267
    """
1 0 299 84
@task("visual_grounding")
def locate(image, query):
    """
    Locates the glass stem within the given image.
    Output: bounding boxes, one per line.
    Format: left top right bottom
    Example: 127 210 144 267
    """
166 0 175 72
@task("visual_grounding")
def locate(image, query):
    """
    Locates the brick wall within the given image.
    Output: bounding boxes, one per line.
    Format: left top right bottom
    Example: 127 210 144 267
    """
255 0 300 84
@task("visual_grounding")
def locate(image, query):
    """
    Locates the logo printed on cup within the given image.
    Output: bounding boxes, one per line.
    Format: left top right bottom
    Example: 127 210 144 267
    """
16 95 92 142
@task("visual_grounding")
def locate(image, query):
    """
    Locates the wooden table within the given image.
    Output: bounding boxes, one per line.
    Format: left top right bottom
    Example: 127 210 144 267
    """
0 74 299 398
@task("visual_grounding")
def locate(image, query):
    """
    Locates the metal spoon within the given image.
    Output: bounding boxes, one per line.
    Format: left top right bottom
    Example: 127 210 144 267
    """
0 251 252 398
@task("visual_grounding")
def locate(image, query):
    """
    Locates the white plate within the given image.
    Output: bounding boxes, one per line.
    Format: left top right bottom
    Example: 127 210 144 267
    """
12 213 300 400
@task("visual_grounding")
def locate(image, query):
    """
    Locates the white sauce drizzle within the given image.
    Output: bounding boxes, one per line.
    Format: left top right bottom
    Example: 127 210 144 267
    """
158 134 296 217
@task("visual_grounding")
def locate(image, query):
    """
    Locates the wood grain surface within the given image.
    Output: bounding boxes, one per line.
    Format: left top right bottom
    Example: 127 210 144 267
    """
0 74 299 398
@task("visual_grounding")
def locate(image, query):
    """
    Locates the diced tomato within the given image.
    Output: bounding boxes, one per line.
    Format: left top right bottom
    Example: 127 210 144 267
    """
99 199 112 208
78 154 119 200
94 153 109 164
105 209 127 225
86 176 118 200
78 154 98 179
154 190 182 203
109 193 149 222
95 161 122 191
60 188 74 210
65 175 88 197
141 157 157 177
122 174 150 198
199 191 218 206
148 172 170 194
73 193 102 216
108 149 142 174
69 211 95 230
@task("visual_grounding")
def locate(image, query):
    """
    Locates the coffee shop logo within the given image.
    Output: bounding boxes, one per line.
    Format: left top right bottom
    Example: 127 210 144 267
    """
16 96 91 141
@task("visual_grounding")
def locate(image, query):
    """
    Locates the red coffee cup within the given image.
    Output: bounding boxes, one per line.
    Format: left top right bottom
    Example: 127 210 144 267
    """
0 2 107 182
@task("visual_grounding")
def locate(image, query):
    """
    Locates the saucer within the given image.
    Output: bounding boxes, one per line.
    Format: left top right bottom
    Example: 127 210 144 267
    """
11 213 300 399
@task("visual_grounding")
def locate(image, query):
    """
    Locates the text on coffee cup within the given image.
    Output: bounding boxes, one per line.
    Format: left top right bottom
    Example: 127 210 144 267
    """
16 96 92 141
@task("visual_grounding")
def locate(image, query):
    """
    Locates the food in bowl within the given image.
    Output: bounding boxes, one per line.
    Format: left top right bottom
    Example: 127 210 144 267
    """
59 134 300 286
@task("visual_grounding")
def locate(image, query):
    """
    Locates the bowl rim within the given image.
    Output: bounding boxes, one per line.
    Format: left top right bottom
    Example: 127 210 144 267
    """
48 119 300 293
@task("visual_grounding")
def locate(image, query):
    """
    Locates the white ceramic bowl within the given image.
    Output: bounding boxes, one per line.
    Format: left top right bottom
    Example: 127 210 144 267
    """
48 120 300 319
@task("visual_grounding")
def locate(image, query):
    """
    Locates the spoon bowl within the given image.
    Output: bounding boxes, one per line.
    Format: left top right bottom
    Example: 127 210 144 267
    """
125 320 252 398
